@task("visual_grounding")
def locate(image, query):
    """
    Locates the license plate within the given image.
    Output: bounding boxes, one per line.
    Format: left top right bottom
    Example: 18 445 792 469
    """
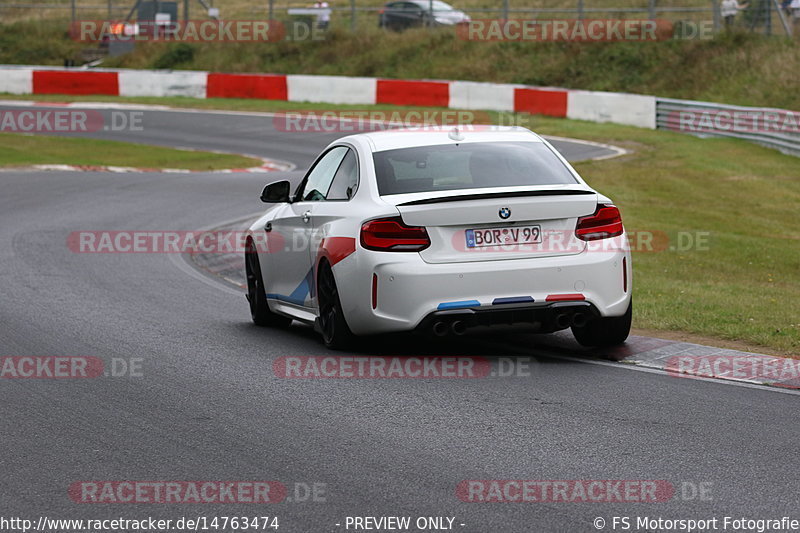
465 225 542 248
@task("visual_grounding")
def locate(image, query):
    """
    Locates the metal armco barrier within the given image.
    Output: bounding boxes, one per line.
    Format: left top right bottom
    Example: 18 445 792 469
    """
656 98 800 157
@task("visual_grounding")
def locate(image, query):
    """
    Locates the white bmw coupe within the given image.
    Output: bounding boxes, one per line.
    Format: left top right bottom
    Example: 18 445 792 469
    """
245 127 632 349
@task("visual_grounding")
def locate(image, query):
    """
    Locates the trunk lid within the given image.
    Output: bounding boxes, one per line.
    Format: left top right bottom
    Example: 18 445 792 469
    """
390 186 598 263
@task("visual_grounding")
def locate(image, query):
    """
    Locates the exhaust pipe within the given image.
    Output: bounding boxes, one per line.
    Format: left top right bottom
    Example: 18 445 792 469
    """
432 321 449 337
555 313 571 329
451 320 467 336
572 312 588 328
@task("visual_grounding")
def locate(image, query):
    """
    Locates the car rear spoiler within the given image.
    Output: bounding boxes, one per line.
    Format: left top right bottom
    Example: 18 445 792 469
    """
395 189 595 206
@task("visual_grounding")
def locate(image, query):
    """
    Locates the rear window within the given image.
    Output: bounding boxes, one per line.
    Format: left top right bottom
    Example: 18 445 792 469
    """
372 141 578 196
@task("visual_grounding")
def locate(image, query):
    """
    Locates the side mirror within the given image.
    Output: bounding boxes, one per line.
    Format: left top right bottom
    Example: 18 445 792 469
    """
260 180 292 203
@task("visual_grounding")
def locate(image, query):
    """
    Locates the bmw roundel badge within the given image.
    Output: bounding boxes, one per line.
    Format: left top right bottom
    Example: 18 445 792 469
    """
499 207 511 219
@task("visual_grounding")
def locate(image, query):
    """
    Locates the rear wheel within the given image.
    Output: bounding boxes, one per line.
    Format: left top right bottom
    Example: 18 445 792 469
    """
245 240 291 327
316 261 355 350
571 301 632 347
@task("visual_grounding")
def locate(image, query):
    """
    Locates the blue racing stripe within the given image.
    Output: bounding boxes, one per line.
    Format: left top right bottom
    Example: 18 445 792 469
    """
492 296 535 305
266 293 307 305
437 300 481 310
267 268 315 306
288 268 314 304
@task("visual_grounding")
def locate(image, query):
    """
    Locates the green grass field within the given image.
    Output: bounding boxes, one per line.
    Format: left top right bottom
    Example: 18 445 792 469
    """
0 132 261 170
1 94 798 355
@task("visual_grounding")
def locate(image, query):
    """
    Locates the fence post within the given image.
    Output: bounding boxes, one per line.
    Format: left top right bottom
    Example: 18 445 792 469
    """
712 0 720 31
268 0 273 22
351 0 356 31
648 0 656 20
577 0 584 20
765 0 772 35
503 0 509 21
71 0 76 25
771 0 792 35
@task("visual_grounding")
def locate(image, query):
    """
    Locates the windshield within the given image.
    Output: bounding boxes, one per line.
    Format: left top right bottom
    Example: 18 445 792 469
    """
372 141 578 195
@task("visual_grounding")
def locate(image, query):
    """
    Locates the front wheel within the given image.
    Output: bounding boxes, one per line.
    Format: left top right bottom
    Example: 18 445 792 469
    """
571 301 632 347
316 261 355 350
245 240 291 328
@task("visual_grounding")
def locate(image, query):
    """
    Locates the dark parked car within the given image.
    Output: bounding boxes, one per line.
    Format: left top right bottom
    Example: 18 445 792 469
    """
378 0 470 30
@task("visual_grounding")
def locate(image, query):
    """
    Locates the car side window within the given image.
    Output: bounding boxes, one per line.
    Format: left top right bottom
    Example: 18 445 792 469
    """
326 149 359 201
300 146 349 202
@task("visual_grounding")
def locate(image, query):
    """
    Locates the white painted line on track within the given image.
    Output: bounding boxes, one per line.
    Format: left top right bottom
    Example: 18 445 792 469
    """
544 134 628 160
565 355 800 397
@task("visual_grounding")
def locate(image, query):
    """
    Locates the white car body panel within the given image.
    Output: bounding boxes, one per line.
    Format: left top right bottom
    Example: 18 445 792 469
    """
246 127 632 337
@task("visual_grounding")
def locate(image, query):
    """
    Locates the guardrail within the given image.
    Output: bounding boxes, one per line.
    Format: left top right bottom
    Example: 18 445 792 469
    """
656 98 800 157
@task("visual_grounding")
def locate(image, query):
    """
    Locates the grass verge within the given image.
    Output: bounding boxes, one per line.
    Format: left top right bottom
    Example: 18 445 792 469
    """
1 20 798 110
1 94 798 355
0 132 261 170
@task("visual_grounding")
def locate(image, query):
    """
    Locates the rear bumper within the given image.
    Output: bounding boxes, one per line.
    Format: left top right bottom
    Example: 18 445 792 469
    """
417 300 599 335
337 238 631 335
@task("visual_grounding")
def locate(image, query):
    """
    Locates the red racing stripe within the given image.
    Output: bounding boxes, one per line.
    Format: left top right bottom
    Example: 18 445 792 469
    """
207 73 288 100
376 79 449 107
33 71 119 95
318 237 356 266
513 88 568 117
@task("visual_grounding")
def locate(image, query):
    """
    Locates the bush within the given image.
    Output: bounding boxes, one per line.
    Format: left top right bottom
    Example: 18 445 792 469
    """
152 43 195 69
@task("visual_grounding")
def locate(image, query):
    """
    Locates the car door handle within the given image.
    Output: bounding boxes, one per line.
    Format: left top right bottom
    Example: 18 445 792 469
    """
264 222 272 232
302 211 311 223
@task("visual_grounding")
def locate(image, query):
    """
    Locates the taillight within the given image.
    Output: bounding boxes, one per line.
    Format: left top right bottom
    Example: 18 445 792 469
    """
576 204 623 241
360 216 430 252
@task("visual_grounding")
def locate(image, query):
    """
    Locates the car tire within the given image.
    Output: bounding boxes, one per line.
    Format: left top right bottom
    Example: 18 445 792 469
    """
316 260 355 350
245 240 291 328
571 301 632 347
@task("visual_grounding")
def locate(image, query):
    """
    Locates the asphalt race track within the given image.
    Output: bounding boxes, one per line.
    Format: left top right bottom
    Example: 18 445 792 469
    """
1 104 797 532
3 103 619 167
